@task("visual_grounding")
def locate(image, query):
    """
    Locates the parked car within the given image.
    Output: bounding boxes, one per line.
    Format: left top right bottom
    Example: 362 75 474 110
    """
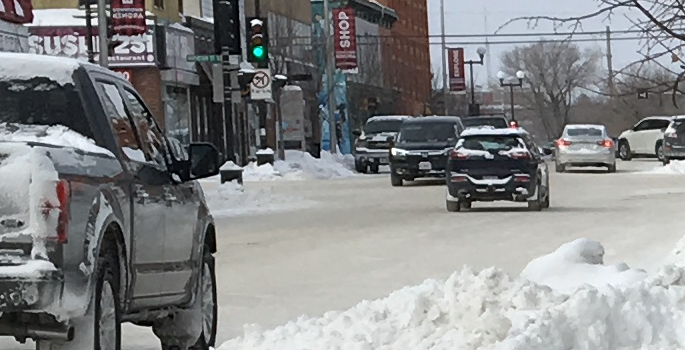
445 127 550 211
388 116 464 186
662 116 685 164
0 53 219 350
555 124 616 173
352 115 411 173
617 116 674 162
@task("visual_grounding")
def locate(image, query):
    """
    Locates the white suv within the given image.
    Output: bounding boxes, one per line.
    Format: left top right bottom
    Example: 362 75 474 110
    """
617 116 674 161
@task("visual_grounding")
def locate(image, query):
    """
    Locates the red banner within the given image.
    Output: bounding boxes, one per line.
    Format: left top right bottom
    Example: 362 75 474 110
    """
333 7 358 72
111 0 147 37
0 0 33 24
448 48 466 91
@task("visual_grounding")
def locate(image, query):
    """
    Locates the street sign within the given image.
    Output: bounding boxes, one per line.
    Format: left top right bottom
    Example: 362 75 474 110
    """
186 54 222 63
250 68 272 100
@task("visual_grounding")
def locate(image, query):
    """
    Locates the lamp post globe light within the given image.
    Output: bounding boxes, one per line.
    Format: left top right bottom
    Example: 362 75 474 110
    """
497 71 526 124
465 47 487 116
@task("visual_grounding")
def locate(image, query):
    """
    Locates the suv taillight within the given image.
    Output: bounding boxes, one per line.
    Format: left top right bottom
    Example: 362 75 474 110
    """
508 152 530 159
449 149 469 160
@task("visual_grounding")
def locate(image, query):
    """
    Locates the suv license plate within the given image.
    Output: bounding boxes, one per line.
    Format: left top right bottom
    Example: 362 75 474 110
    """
419 161 432 170
483 176 498 180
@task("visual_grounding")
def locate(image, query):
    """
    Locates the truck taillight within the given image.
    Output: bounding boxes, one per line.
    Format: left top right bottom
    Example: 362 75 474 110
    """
56 180 70 243
509 121 518 128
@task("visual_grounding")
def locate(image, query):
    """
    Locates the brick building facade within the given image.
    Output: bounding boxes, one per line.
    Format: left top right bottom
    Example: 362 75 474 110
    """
376 0 431 115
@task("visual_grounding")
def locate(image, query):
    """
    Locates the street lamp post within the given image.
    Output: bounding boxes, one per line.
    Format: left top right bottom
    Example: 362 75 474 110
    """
466 47 486 116
497 70 525 124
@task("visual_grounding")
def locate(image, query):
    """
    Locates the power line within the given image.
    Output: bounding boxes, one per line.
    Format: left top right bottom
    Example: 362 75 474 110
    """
270 35 667 49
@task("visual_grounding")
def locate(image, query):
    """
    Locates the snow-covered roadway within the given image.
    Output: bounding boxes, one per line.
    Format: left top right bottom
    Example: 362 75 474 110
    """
0 159 682 349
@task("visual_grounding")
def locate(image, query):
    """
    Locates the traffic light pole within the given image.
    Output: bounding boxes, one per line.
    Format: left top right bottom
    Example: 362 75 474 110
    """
323 0 338 154
97 0 108 67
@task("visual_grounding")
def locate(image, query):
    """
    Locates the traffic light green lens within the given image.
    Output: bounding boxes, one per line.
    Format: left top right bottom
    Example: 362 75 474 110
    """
252 46 265 59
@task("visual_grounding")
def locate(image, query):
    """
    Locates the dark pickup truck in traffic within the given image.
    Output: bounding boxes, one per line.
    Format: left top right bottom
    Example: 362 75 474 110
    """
0 53 219 350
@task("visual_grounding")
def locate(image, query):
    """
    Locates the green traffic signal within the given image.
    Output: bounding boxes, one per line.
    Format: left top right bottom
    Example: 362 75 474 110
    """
252 46 265 60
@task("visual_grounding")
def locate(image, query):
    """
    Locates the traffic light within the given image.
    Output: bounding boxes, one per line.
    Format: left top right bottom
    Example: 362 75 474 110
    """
247 17 269 67
213 0 241 55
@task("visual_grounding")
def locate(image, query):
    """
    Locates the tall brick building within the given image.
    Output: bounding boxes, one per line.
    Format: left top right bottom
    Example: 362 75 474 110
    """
376 0 431 115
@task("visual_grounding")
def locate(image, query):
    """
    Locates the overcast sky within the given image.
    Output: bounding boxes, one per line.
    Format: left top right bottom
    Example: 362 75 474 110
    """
426 0 671 88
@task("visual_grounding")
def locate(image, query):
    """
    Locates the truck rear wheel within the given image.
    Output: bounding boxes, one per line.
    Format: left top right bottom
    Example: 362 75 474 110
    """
36 254 121 350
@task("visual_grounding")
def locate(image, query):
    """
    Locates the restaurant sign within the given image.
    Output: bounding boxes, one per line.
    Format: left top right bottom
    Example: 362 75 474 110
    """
27 26 156 67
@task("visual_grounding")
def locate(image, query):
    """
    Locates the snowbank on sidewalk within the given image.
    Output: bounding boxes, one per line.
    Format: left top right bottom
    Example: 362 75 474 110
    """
219 238 685 350
240 150 357 181
202 180 316 217
643 160 685 174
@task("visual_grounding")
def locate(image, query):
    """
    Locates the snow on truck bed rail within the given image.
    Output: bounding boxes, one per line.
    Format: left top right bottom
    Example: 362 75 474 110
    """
220 238 685 350
0 124 113 156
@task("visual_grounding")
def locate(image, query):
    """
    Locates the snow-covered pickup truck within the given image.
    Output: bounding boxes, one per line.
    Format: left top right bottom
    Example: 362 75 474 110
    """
0 53 219 350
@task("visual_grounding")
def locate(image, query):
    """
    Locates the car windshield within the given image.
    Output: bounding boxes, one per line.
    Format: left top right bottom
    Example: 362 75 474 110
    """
565 127 604 137
397 123 457 142
0 77 93 139
364 119 405 134
459 135 525 151
462 117 508 128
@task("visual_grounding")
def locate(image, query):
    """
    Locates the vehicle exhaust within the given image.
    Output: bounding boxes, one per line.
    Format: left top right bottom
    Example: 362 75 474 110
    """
0 322 74 342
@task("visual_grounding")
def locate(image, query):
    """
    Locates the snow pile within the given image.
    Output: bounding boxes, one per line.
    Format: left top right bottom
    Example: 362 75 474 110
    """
219 238 685 350
202 180 315 217
645 160 685 174
239 150 357 181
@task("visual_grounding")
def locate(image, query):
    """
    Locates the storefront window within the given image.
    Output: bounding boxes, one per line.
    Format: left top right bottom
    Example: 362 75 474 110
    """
164 85 191 147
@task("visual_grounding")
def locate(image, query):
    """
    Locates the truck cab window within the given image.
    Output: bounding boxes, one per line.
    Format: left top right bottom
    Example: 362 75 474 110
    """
96 81 146 162
122 88 171 168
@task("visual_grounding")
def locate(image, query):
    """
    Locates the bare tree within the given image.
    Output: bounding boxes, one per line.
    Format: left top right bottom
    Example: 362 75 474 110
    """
497 1 685 104
500 41 601 139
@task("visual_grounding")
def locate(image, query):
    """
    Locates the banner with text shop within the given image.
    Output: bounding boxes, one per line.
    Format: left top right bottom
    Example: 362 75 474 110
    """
111 0 147 37
333 6 358 73
448 48 466 91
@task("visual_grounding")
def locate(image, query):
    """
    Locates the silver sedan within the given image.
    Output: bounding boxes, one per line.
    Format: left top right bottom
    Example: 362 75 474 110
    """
555 124 617 173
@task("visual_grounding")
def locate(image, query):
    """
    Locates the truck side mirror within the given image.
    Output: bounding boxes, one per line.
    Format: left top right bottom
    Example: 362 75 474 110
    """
186 143 220 180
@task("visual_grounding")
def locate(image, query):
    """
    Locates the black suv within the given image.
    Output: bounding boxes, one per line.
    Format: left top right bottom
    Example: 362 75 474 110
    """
445 128 550 211
663 116 685 164
389 116 464 186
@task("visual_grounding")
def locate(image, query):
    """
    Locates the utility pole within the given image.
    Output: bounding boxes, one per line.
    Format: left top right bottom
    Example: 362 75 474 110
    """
97 0 108 67
323 0 338 153
605 25 615 97
440 0 448 115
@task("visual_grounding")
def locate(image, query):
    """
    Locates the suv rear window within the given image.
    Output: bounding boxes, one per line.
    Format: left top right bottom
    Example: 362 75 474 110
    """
0 77 94 139
397 122 458 142
462 117 508 129
364 119 404 134
459 135 525 151
671 119 685 132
